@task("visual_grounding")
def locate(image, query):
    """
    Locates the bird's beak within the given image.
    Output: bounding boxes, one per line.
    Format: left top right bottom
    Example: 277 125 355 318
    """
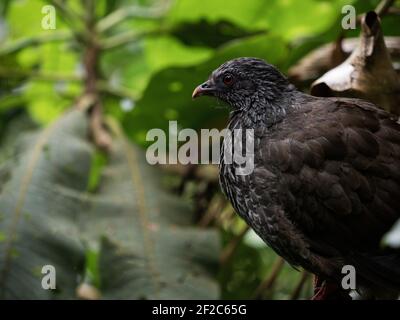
192 80 216 99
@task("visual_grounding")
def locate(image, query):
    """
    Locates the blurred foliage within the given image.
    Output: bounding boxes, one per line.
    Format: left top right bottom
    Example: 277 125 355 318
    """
0 110 220 299
0 0 399 300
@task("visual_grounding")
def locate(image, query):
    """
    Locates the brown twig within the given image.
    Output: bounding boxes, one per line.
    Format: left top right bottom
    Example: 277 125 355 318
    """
48 0 87 43
49 0 112 150
289 271 311 300
375 0 396 16
388 7 400 15
220 225 250 266
81 0 112 151
251 257 285 299
96 1 172 33
198 194 225 227
215 203 235 227
356 0 396 23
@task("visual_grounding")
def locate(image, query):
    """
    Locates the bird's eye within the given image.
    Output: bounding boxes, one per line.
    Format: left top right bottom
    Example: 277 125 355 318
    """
223 74 234 86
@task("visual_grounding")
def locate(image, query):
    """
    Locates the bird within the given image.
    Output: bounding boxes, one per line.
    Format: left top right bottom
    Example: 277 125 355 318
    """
192 57 400 299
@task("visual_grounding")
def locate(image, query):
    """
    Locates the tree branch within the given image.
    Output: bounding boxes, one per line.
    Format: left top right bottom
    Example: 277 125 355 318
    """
96 1 172 33
48 0 85 26
97 81 138 100
0 31 72 56
48 0 89 43
220 225 250 266
375 0 396 16
79 0 112 151
101 29 165 50
289 271 311 300
0 67 81 82
251 257 285 299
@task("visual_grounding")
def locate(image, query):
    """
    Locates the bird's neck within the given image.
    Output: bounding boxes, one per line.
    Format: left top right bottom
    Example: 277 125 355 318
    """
229 85 301 129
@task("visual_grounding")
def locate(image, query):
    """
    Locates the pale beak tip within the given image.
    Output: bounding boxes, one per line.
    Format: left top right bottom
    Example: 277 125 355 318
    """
192 86 201 99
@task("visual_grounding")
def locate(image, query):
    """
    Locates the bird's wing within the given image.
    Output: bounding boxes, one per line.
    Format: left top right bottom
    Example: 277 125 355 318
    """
251 98 400 286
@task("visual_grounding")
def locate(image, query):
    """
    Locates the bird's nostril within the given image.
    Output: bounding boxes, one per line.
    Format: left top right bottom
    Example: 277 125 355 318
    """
201 82 210 88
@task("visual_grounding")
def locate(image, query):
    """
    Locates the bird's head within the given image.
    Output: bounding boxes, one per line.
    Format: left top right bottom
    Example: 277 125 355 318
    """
192 57 292 110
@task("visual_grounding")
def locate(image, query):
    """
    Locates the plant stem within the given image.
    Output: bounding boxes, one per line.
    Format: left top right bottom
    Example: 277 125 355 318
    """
80 0 112 151
101 29 165 50
0 31 72 56
220 225 250 266
0 67 81 82
251 257 285 299
96 81 138 100
375 0 396 16
48 0 87 43
289 271 311 300
96 1 172 33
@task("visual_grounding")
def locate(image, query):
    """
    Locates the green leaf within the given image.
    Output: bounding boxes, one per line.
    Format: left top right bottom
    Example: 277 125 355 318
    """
24 82 74 124
166 0 269 29
101 35 213 99
82 124 220 299
144 35 213 71
0 110 220 299
7 0 50 38
0 110 90 299
87 150 108 193
166 0 354 40
261 0 352 41
170 19 264 49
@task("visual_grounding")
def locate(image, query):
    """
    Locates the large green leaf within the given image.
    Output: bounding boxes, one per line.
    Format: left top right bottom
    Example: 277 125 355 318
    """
82 124 220 299
0 110 220 299
101 35 212 99
0 110 90 299
170 19 263 49
167 0 353 40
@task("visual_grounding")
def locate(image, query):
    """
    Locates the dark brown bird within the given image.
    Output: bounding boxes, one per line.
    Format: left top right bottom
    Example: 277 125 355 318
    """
193 57 400 299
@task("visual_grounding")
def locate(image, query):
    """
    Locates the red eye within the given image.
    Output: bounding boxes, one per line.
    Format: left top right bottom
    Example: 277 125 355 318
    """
223 74 234 86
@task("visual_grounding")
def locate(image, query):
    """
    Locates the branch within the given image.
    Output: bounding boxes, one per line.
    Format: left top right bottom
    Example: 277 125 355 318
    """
216 203 236 226
0 31 72 55
251 257 285 299
48 0 85 25
101 29 165 50
97 81 138 100
48 0 89 43
220 225 250 266
96 1 172 33
0 67 82 82
375 0 396 16
75 93 97 112
80 0 112 151
90 99 112 150
388 7 400 15
355 0 396 23
198 194 225 227
289 271 311 300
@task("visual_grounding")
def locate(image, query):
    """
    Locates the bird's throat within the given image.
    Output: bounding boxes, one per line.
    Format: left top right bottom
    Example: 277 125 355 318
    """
229 86 301 129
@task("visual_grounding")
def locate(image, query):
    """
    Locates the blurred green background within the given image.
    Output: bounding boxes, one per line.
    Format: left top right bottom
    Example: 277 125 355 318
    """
0 0 399 300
